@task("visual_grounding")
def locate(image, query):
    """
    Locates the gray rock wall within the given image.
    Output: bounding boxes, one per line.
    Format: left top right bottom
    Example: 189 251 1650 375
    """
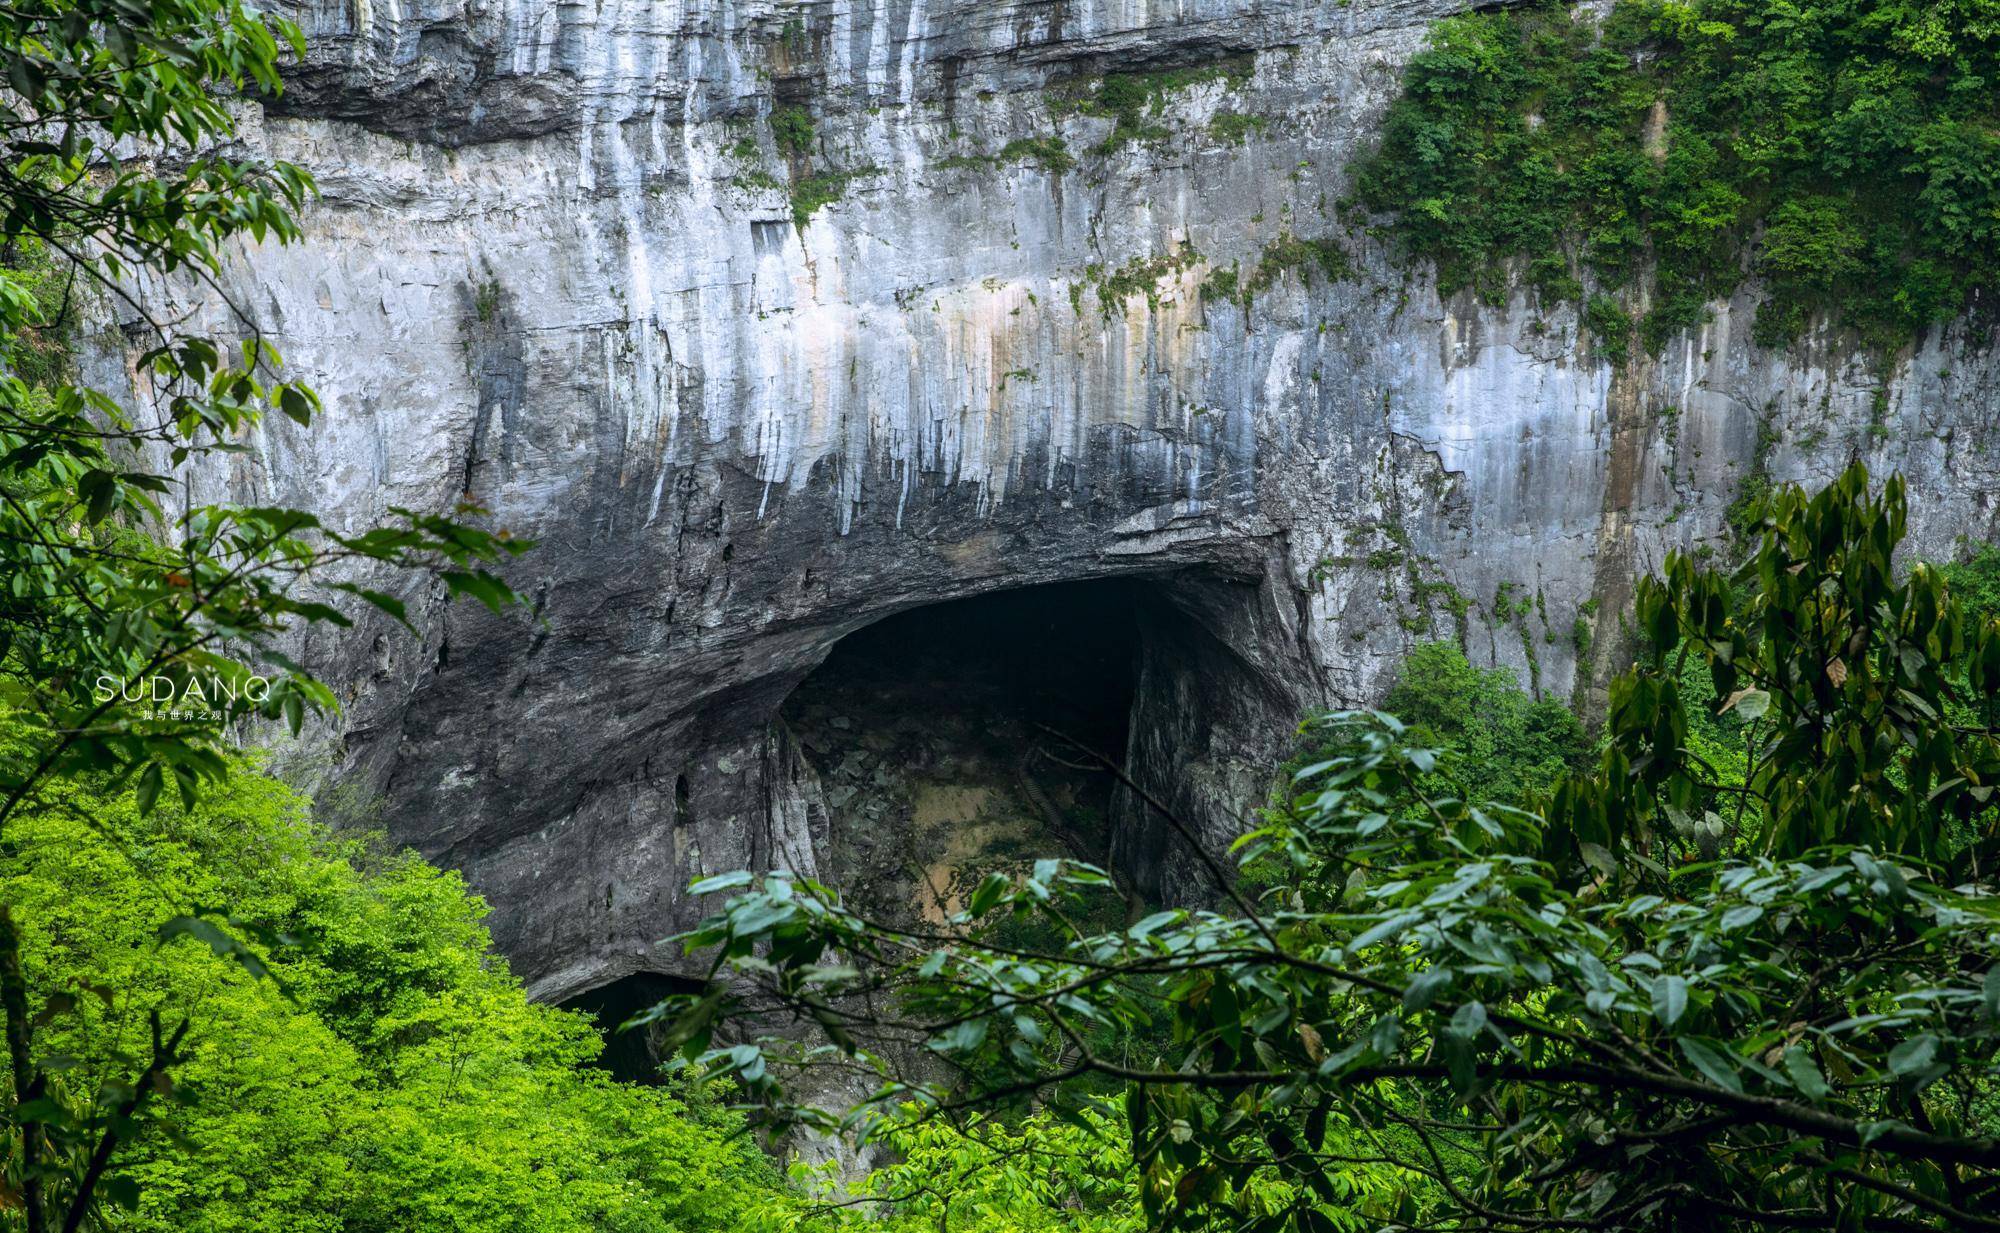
88 0 2000 1000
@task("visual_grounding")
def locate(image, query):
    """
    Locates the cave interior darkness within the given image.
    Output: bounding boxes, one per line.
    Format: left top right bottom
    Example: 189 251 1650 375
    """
567 572 1267 1082
778 574 1224 926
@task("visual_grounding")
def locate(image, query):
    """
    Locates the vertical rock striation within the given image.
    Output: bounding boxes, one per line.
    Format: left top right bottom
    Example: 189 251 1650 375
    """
85 0 2000 1001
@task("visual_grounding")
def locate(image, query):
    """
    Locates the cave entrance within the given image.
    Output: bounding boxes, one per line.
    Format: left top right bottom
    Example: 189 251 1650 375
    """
782 578 1147 921
559 571 1303 1085
558 971 704 1085
779 572 1288 923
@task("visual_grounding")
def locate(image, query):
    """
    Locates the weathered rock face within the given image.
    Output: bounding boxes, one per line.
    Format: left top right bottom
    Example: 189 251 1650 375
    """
90 0 2000 1003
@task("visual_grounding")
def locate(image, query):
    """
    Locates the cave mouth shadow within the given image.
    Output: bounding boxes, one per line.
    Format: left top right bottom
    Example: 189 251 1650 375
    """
783 578 1156 887
557 970 704 1085
777 571 1278 919
561 571 1293 1085
792 577 1148 771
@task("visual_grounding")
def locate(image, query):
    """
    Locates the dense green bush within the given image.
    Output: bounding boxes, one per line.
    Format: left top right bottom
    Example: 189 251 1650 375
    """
1352 0 2000 355
0 4 531 1223
821 1106 1145 1233
671 465 2000 1233
1942 544 2000 624
1377 641 1591 807
1 754 805 1232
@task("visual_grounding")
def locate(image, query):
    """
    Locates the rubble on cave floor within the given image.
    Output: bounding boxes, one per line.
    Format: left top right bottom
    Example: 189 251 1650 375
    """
779 581 1145 923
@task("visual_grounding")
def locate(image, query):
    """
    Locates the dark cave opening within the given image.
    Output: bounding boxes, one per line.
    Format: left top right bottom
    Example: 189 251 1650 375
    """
795 577 1144 769
778 574 1247 920
558 971 704 1084
563 571 1299 1086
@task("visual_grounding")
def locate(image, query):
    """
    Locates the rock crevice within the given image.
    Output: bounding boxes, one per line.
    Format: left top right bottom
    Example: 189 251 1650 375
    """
85 0 2000 1004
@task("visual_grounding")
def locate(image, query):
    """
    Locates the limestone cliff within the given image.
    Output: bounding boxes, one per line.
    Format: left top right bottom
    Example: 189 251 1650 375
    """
86 0 2000 1005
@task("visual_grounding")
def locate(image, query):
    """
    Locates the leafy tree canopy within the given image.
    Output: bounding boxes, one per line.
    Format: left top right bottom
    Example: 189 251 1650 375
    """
1375 642 1589 810
0 0 527 836
665 464 2000 1233
0 2 528 1225
1351 0 2000 355
2 745 808 1232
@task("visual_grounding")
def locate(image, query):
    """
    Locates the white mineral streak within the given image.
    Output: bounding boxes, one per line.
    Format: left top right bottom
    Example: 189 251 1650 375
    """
86 0 2000 995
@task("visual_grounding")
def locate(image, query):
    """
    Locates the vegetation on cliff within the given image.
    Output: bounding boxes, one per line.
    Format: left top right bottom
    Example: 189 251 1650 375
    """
10 475 1995 1232
1352 0 2000 356
668 465 2000 1233
4 1 1999 1231
0 752 803 1231
0 1 524 1225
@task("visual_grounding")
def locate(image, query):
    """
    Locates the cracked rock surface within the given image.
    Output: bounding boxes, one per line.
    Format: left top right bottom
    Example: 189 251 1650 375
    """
85 0 2000 1003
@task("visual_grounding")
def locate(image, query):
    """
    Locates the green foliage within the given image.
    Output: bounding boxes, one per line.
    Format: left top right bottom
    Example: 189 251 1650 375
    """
1195 236 1352 313
667 465 2000 1233
1076 245 1204 317
1571 597 1600 658
732 170 785 193
1556 461 2000 866
771 106 816 156
1064 60 1253 154
1207 113 1269 145
1941 543 2000 625
1374 641 1590 808
1352 0 2000 354
0 0 527 837
1 754 805 1232
0 4 530 1225
1 240 74 390
1239 235 1352 304
1759 196 1866 291
996 137 1076 174
1583 293 1631 365
937 137 1076 176
1199 266 1240 303
827 1106 1144 1233
791 170 875 228
1722 407 1781 542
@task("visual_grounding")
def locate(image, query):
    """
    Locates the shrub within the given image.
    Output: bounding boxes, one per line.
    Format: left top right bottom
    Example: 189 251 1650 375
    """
0 752 805 1232
1351 0 2000 355
771 106 815 155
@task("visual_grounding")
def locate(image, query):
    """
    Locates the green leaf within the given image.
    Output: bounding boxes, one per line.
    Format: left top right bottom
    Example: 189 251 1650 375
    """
13 1096 73 1126
441 569 518 614
1857 1119 1910 1149
1349 911 1420 952
134 762 162 815
965 873 1009 918
102 1174 141 1212
278 384 314 426
1130 910 1181 938
1719 904 1763 932
1886 1033 1938 1077
934 1018 988 1053
79 468 116 524
1783 1046 1829 1100
689 871 752 895
1403 966 1453 1012
1676 1037 1743 1094
1649 974 1688 1028
1717 687 1770 720
1438 1029 1477 1096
